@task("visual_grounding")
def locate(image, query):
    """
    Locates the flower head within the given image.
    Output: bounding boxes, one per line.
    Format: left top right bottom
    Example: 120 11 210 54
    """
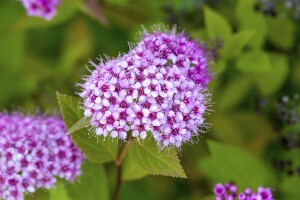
20 0 59 20
0 113 84 200
213 183 274 200
79 27 211 148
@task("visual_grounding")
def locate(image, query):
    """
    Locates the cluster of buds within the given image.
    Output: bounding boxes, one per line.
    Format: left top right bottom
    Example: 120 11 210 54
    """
275 95 300 126
255 0 300 18
214 182 273 200
20 0 59 20
254 95 300 176
274 95 300 175
272 158 300 176
0 113 84 200
255 95 300 128
79 27 211 148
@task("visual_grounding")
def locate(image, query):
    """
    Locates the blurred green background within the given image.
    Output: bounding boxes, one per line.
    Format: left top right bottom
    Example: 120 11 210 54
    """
1 0 300 199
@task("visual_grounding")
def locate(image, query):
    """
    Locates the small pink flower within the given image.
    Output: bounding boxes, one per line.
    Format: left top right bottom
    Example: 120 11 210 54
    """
20 0 59 20
214 183 225 196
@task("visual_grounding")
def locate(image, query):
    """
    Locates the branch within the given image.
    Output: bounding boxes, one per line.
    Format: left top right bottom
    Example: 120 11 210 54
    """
112 136 133 200
84 0 108 26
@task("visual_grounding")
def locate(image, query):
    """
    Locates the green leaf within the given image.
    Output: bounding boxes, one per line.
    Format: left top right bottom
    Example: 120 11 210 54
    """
66 162 109 200
172 0 203 12
218 75 253 111
56 92 83 128
267 16 296 50
105 0 129 6
0 1 39 108
60 18 93 76
281 176 300 200
128 139 186 178
199 141 275 189
221 30 255 59
211 60 226 75
255 53 289 96
235 0 267 48
67 118 90 135
203 6 231 42
122 156 148 181
236 51 272 73
24 189 50 200
104 0 165 28
211 111 275 155
119 183 165 200
56 92 118 164
190 29 209 42
0 6 25 70
203 195 215 200
49 186 70 200
211 113 244 145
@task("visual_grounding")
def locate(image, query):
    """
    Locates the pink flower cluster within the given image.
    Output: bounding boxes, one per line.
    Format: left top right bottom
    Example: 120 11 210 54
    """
214 182 273 200
0 113 84 200
20 0 59 20
79 28 211 148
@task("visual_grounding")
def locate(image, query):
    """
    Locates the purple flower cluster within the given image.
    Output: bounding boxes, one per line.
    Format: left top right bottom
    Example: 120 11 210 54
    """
0 113 84 200
20 0 59 20
214 182 273 200
79 28 211 148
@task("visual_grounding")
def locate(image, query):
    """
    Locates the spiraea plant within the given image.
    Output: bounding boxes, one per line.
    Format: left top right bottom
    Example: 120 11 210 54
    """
57 26 212 199
3 0 300 198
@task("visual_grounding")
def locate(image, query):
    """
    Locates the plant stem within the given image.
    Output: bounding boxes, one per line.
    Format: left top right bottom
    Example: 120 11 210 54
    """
112 136 132 200
84 0 108 25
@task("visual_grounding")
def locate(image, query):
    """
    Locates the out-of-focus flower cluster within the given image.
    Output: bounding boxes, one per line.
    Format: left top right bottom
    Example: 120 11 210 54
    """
79 27 211 148
20 0 59 20
0 113 84 200
214 182 273 200
255 0 300 18
255 94 300 176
